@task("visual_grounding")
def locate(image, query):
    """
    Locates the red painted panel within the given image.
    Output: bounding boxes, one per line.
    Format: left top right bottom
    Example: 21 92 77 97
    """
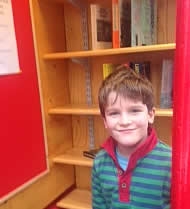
0 0 47 200
172 0 190 208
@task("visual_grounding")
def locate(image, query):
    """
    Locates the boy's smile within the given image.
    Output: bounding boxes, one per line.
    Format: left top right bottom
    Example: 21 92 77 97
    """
103 92 155 157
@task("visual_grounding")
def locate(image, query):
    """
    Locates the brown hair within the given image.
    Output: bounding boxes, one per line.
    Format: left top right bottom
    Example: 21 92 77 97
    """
98 66 154 117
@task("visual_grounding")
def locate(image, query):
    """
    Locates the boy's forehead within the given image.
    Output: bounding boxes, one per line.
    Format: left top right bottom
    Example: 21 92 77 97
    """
107 91 118 101
107 91 143 105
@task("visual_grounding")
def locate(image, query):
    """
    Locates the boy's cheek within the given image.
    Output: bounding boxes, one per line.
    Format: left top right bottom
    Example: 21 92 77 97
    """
103 118 116 129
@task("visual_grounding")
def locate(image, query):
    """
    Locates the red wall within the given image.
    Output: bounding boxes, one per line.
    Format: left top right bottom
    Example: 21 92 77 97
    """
0 0 47 201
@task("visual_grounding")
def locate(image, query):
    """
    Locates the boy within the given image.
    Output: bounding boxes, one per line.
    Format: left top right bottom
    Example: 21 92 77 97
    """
92 66 171 209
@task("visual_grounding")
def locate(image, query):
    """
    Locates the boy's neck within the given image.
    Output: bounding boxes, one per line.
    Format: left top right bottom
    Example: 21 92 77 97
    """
116 134 148 158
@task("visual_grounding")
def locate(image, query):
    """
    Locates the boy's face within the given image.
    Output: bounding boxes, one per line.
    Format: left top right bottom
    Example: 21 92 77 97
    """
103 92 155 156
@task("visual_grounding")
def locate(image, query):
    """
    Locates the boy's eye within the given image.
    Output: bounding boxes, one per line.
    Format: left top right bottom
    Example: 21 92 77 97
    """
108 111 119 116
131 109 141 113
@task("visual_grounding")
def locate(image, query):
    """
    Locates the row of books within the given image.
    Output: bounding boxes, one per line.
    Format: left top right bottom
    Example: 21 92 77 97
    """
103 59 174 108
90 0 157 50
103 61 151 80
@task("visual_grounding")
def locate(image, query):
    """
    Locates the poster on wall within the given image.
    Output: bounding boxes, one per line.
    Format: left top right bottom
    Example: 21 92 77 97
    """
0 0 20 75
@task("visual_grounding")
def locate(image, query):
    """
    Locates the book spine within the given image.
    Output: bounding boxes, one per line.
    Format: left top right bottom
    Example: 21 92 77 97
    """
160 59 173 108
150 0 157 44
139 61 151 80
103 64 108 79
90 4 97 49
90 4 112 50
112 0 120 48
130 61 151 80
141 0 152 45
103 63 114 79
131 0 142 46
120 0 131 47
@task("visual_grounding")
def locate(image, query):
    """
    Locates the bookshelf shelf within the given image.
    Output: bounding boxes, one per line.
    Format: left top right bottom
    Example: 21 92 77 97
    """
49 105 100 115
49 105 173 117
49 0 87 6
57 188 91 209
53 148 93 167
43 43 175 60
156 109 173 117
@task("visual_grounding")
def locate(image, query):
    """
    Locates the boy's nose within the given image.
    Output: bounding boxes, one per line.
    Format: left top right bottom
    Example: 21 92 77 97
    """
119 113 132 125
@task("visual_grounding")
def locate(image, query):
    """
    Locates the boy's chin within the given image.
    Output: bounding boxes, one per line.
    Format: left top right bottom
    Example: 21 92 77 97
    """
116 138 145 148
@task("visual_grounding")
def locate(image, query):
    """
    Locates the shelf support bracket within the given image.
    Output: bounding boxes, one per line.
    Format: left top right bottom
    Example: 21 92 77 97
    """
71 58 95 149
67 0 89 50
68 0 95 149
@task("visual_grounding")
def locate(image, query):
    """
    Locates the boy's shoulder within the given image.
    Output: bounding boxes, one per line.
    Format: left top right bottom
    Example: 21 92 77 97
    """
93 149 110 165
95 148 108 160
157 140 171 150
155 139 172 157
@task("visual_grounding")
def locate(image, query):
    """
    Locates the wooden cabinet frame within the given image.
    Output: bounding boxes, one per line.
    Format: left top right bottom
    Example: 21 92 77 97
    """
29 0 176 208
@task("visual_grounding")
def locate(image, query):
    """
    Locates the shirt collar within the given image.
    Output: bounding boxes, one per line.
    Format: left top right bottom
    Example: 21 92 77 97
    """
101 127 158 170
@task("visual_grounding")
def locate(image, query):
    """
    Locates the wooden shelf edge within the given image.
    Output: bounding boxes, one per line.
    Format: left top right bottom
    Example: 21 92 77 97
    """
48 105 100 115
53 149 93 167
57 188 91 209
156 108 173 117
47 0 73 5
43 43 175 60
49 106 173 117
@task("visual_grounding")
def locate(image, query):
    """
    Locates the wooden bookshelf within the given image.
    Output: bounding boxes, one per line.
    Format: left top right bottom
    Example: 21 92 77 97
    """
48 105 100 115
48 105 173 117
43 43 175 60
57 189 91 209
53 148 93 167
29 0 176 208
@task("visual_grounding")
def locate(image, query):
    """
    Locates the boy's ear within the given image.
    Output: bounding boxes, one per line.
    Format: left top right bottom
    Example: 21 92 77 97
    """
148 107 155 124
103 117 108 129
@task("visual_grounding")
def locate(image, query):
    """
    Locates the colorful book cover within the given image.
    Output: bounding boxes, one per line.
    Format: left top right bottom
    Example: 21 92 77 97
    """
103 63 130 79
103 63 115 79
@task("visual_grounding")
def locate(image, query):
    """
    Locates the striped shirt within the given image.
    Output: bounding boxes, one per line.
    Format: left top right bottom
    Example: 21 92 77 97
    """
92 128 171 209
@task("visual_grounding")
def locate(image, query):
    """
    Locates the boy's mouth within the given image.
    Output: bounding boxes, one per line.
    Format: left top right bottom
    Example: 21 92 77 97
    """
118 128 136 132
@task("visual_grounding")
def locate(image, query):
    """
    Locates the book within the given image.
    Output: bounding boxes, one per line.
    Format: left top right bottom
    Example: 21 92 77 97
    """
160 59 173 108
112 0 157 47
103 63 130 79
112 0 120 48
83 148 101 159
131 0 157 46
103 63 115 79
120 0 131 47
141 0 152 45
112 0 131 48
103 62 150 80
150 0 157 44
129 61 151 80
131 0 142 46
90 4 112 49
